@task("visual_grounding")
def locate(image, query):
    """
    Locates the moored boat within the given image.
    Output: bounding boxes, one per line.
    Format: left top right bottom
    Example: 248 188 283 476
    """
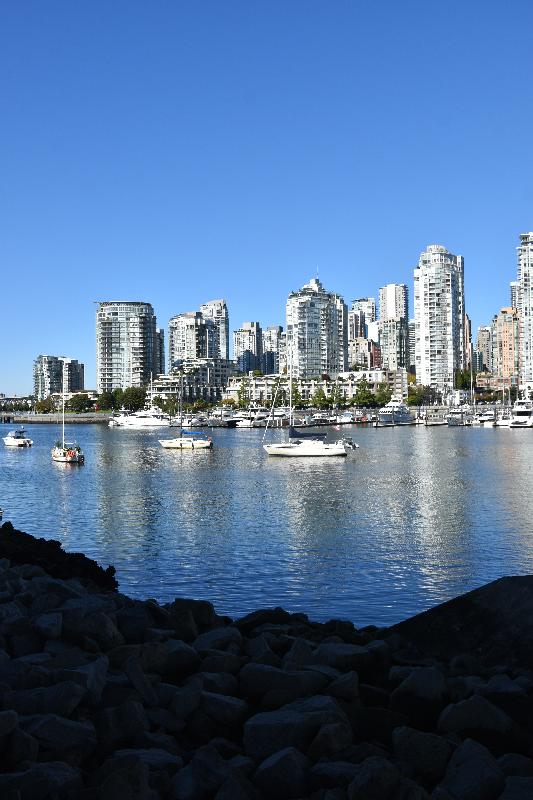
509 399 533 428
3 427 33 447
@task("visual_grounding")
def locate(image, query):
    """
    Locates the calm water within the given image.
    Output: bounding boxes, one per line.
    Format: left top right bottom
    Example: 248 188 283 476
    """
1 421 533 626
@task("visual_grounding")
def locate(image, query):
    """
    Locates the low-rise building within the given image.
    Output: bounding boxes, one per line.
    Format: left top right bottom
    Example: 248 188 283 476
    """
152 358 237 404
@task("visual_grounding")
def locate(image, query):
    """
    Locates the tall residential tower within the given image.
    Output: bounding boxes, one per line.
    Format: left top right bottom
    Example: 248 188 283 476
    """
96 301 159 393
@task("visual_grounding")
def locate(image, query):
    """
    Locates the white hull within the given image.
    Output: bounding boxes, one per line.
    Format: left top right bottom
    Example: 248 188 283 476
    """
159 437 212 449
3 437 33 447
111 415 170 428
509 420 533 428
264 441 347 457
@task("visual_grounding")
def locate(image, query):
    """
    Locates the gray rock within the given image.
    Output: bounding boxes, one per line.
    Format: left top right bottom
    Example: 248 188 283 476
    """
56 654 109 704
96 747 183 779
476 674 530 721
390 667 447 726
116 603 165 643
347 757 401 800
34 612 62 639
165 638 201 678
215 772 259 799
146 707 186 735
5 680 85 716
439 738 505 800
228 754 255 777
19 713 97 764
446 675 486 703
347 706 409 744
392 726 454 784
255 746 311 798
93 699 150 753
308 721 353 761
197 670 239 696
170 743 229 799
314 642 372 672
500 777 533 799
193 625 243 654
0 708 18 736
201 650 242 674
0 599 27 622
165 597 218 630
200 691 249 726
244 633 281 667
98 760 158 800
169 678 202 720
240 662 327 700
134 729 182 754
3 726 39 766
282 638 316 670
311 761 363 789
0 761 82 800
438 695 514 747
325 671 359 701
125 654 159 706
498 753 533 777
244 695 349 762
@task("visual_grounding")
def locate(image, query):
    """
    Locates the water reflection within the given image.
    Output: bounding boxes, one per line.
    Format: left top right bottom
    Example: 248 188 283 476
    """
2 422 533 626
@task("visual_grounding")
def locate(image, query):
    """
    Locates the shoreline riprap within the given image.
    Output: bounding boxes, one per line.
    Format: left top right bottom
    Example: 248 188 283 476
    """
0 520 532 799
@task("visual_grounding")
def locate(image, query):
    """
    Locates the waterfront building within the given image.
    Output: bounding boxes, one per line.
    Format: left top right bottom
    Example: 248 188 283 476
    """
199 299 230 360
262 325 283 374
351 298 376 334
168 312 216 369
96 301 159 393
516 232 533 394
234 322 263 373
510 280 520 311
153 358 236 405
491 307 520 388
286 278 348 378
414 244 466 397
223 367 407 406
477 326 492 372
34 355 84 400
378 283 409 371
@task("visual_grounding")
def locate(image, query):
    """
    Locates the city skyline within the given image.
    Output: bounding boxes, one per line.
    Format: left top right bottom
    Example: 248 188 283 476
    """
2 1 533 394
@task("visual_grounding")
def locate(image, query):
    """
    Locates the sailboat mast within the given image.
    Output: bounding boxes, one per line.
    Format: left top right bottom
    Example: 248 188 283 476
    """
62 388 65 447
289 343 293 427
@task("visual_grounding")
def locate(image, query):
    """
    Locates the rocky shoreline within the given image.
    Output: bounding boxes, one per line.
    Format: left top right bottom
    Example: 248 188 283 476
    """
0 521 532 799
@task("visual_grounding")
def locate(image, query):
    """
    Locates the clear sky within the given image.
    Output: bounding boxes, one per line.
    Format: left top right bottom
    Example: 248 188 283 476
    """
2 0 532 394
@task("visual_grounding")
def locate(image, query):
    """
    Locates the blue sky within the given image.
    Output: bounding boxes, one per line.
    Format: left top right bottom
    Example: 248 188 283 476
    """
2 0 532 394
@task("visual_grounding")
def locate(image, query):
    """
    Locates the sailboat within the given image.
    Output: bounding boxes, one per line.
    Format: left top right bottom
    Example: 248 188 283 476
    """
263 352 357 457
159 374 213 450
51 390 85 464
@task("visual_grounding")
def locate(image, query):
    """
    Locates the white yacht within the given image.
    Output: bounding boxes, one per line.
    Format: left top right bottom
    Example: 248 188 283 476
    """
509 399 533 428
377 399 415 426
3 427 33 447
472 409 496 426
447 408 474 427
109 408 170 428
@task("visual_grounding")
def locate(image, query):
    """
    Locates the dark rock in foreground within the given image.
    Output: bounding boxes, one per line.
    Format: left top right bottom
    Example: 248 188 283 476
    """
0 521 532 799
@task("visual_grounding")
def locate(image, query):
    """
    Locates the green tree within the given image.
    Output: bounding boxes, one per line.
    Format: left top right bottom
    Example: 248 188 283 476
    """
67 393 93 413
374 383 392 407
353 378 376 408
237 379 250 408
35 397 56 413
112 388 124 410
455 369 475 390
407 384 436 406
122 387 146 411
98 391 115 410
330 383 345 408
312 387 329 409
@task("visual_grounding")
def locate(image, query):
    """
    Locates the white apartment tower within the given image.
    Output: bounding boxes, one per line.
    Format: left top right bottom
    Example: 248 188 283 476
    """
96 301 158 393
33 355 85 401
199 299 229 360
378 284 409 370
476 326 492 373
516 232 533 393
414 245 466 396
286 278 347 378
262 325 283 374
379 284 408 321
168 312 216 369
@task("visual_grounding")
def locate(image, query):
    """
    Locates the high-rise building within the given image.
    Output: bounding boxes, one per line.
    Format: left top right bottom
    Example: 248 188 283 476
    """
414 244 466 396
476 326 492 372
516 232 533 392
155 329 165 376
510 280 520 311
491 307 519 386
350 298 376 338
408 320 416 373
168 312 216 369
34 355 84 400
262 325 283 374
234 322 263 373
96 301 158 393
379 284 408 321
199 300 229 360
286 278 347 378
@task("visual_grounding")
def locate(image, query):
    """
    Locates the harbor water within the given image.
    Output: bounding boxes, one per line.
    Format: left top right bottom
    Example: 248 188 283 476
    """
1 422 532 626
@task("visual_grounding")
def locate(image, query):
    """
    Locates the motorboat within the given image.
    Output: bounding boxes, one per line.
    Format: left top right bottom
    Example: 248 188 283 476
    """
509 399 533 428
159 430 213 450
51 390 84 464
179 414 209 428
377 399 415 426
472 409 496 426
447 408 473 427
109 408 170 428
3 427 33 447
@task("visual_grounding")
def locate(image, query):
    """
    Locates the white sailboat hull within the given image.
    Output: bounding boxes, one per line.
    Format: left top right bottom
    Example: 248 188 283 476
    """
51 447 84 463
159 437 212 449
263 441 348 457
